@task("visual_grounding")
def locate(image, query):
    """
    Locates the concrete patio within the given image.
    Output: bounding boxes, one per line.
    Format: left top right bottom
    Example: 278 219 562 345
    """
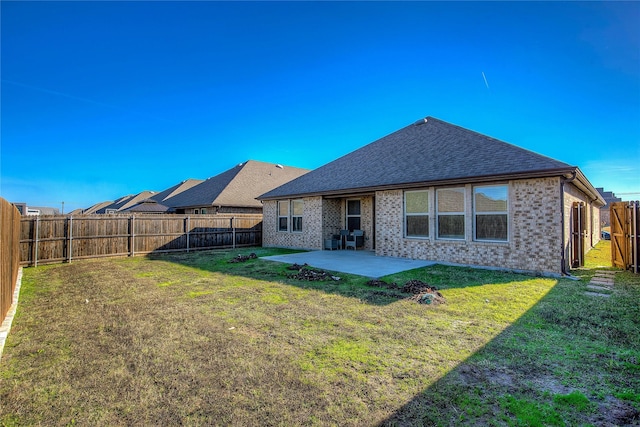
261 250 435 278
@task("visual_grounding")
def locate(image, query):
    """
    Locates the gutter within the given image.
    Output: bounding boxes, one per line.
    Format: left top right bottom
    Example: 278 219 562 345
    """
258 167 577 201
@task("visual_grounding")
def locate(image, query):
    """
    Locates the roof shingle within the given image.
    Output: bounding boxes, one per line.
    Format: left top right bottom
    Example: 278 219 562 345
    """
259 117 575 199
167 160 309 209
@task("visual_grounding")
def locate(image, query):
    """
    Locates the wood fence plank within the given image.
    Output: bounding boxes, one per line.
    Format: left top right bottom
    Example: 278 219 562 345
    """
19 214 262 266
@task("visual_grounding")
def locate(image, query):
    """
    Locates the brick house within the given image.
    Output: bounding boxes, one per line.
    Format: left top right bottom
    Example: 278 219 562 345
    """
258 117 605 275
167 160 309 214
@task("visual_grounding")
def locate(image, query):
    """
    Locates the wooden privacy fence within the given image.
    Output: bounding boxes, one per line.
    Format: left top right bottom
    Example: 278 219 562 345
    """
611 201 639 274
20 214 262 266
1 198 21 323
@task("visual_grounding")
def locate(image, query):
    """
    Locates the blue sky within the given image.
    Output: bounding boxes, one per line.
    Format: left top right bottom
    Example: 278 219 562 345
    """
1 1 639 213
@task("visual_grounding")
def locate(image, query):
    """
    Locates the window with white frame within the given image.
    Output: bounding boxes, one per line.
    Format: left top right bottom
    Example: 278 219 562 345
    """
474 185 508 241
277 201 289 232
346 199 361 232
405 190 429 238
436 188 465 239
291 199 303 232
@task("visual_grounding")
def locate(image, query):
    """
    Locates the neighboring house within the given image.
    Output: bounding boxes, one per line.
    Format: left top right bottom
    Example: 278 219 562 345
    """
150 179 203 206
12 203 60 216
94 191 156 214
82 200 113 215
120 199 170 213
166 160 310 214
596 187 622 227
258 117 605 276
120 178 204 214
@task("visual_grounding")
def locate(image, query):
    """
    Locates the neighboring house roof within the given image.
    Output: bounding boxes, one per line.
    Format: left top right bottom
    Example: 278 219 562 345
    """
121 199 170 213
27 206 60 215
596 187 622 207
83 201 113 214
149 179 204 206
259 116 602 204
167 160 310 210
96 191 156 213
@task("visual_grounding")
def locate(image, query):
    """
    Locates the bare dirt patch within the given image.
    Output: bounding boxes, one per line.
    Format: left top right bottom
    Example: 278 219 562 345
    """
286 264 341 281
366 279 446 305
228 253 258 263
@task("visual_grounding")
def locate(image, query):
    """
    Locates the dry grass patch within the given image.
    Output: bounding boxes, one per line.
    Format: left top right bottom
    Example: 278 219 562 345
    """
1 245 637 426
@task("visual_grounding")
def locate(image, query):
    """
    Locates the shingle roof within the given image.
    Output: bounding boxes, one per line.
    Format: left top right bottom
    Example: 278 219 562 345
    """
96 191 156 213
167 160 310 210
83 200 113 214
259 116 576 200
150 179 204 206
121 199 170 213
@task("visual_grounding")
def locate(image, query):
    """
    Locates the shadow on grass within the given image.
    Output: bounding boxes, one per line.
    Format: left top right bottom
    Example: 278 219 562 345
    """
150 246 639 424
149 247 547 307
378 269 640 426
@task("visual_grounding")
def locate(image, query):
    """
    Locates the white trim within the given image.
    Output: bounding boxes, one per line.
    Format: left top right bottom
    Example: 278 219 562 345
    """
473 184 509 242
404 189 430 238
436 187 466 240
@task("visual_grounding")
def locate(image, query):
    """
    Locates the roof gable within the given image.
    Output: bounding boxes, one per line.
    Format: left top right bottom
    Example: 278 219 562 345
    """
96 191 156 213
168 160 309 209
150 179 204 206
259 117 574 199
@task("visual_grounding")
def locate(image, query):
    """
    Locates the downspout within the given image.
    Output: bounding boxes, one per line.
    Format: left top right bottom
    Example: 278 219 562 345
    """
560 171 577 275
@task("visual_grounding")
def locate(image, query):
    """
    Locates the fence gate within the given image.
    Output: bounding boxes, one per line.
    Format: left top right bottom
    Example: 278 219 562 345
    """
571 202 586 268
610 201 639 273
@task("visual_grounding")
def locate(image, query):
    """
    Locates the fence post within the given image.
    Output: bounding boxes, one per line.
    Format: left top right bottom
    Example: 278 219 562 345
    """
67 216 73 263
186 216 190 253
632 201 638 274
33 216 40 267
231 217 236 249
130 215 135 257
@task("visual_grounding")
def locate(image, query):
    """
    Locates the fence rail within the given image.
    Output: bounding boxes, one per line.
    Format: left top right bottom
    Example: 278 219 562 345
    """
1 198 21 323
20 214 262 266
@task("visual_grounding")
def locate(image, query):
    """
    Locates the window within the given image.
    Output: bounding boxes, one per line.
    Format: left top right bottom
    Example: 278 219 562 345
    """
194 209 200 214
201 208 207 214
292 199 303 232
474 185 508 241
405 190 429 237
346 199 361 231
437 188 465 239
277 201 289 232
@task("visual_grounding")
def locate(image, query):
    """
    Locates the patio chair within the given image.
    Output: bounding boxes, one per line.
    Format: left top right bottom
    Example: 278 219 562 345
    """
345 230 364 250
340 229 350 249
324 234 342 250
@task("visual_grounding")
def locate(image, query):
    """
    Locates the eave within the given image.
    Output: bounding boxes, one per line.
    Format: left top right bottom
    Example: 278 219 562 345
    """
258 167 578 201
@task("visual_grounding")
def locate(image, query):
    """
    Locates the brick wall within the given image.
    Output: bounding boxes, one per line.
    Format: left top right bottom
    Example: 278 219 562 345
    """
375 178 563 274
262 197 323 250
563 181 601 269
322 199 342 239
262 177 600 275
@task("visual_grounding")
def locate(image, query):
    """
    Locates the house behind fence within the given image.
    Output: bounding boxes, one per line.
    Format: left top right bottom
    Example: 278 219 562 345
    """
20 214 262 266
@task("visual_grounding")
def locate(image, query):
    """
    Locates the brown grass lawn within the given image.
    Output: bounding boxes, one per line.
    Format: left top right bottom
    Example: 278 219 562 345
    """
1 244 638 426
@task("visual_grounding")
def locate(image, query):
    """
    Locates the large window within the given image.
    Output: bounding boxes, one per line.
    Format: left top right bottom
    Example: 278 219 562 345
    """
292 199 303 232
277 201 289 232
437 188 465 239
278 200 303 232
405 190 429 238
474 185 508 241
346 199 361 231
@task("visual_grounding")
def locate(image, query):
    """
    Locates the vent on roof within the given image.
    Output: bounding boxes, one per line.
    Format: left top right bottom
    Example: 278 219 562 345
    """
237 162 244 167
275 164 284 169
414 118 428 126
